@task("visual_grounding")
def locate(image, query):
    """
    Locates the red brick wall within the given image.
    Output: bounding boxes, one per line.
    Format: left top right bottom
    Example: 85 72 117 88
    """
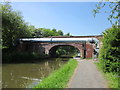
86 43 94 58
17 42 95 58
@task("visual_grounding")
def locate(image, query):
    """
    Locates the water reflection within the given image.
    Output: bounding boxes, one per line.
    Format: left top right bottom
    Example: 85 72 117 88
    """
2 58 68 88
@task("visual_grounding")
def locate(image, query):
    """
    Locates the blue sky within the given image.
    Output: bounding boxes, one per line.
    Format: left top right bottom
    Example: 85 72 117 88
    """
10 2 112 36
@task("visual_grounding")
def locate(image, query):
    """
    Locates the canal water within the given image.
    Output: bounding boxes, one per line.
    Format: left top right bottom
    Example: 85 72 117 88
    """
2 58 69 88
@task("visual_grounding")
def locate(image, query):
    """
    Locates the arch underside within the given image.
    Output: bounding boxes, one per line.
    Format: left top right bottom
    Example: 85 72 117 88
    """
48 43 83 58
16 41 95 59
44 42 94 58
50 45 80 57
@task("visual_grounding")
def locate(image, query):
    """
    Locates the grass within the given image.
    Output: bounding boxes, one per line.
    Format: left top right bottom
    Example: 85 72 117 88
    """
86 57 92 60
94 62 119 89
104 72 119 89
34 59 78 88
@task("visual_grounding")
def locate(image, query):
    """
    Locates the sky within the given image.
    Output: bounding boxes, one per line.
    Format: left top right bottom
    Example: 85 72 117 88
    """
10 2 112 36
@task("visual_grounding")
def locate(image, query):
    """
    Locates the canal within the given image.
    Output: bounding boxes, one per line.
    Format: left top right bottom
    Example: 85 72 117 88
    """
2 58 69 88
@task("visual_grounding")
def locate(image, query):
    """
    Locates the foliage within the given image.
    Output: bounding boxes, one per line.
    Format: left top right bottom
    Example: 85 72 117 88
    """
39 28 64 37
34 59 78 88
104 72 119 88
95 62 119 88
2 50 48 63
64 32 71 36
1 2 68 49
93 2 120 89
99 26 120 73
1 2 73 62
31 28 65 38
2 2 32 49
56 46 79 57
58 30 63 36
93 1 120 25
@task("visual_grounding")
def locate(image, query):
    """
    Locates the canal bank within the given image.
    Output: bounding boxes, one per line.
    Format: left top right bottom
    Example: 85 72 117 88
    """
34 59 78 88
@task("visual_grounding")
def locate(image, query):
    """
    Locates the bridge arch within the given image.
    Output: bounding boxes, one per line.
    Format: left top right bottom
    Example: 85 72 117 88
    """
46 43 83 58
17 36 102 59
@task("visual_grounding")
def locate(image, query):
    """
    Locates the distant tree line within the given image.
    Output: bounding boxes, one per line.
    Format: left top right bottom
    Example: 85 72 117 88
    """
1 2 71 50
1 2 76 63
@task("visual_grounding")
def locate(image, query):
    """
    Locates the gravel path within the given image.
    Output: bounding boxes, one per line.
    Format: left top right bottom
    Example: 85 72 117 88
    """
68 60 108 88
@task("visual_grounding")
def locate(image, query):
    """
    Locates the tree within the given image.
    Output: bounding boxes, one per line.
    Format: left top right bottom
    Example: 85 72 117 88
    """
1 2 71 49
93 1 120 25
64 33 71 36
52 28 57 33
2 2 32 49
58 30 63 36
41 28 53 37
93 1 120 73
32 28 43 38
38 28 65 37
52 28 59 36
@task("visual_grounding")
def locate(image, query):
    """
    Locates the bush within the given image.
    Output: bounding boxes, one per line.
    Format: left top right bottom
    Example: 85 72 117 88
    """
95 62 119 88
2 50 48 63
99 26 120 73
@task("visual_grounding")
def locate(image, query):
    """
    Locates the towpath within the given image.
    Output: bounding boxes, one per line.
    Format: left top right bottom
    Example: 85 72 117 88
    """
68 60 108 88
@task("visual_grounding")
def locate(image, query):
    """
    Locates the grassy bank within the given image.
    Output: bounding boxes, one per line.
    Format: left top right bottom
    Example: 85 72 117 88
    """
34 59 78 88
94 62 119 88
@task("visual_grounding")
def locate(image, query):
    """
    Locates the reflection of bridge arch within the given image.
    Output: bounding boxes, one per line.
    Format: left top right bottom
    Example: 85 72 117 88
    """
49 44 81 57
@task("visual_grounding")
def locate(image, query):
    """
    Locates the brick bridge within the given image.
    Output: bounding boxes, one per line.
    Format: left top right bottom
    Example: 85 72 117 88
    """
17 35 103 58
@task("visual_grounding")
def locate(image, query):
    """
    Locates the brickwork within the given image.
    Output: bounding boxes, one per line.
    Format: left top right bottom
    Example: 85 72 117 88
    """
17 35 103 58
85 43 94 58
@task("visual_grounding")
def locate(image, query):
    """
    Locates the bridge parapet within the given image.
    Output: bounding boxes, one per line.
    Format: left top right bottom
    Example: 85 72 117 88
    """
49 35 103 40
17 35 102 59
